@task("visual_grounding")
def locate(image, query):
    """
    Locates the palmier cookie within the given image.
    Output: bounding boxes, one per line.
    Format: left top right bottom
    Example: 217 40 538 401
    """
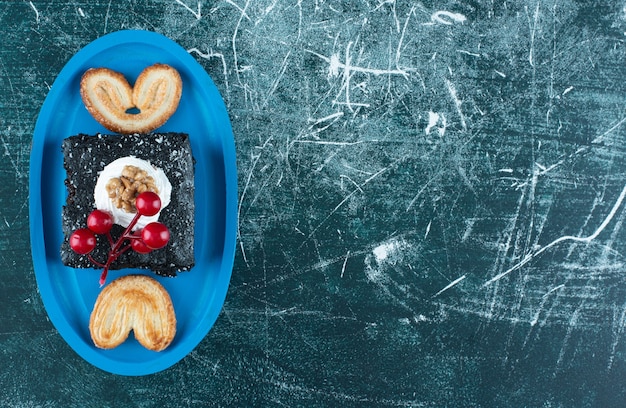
80 64 182 134
89 275 176 351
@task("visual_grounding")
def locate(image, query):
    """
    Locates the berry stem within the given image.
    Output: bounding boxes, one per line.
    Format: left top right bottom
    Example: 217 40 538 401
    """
99 212 142 287
112 212 142 253
74 193 167 287
98 243 133 286
98 268 109 287
88 254 106 268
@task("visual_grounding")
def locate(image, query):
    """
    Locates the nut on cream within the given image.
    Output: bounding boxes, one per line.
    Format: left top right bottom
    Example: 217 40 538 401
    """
94 156 172 229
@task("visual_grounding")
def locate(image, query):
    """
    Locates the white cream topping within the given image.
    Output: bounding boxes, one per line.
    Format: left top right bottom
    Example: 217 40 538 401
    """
94 156 172 230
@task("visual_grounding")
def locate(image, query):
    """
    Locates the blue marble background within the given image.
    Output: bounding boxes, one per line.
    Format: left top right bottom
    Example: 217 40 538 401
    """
2 0 626 406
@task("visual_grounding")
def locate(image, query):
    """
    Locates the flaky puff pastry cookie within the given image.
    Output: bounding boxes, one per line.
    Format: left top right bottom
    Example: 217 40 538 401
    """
80 64 182 134
89 275 176 351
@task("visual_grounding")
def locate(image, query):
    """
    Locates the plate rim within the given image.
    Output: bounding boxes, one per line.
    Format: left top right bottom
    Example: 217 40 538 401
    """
29 29 238 376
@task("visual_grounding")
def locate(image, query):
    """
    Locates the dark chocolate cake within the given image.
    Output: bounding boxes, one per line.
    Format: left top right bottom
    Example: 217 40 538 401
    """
61 132 194 276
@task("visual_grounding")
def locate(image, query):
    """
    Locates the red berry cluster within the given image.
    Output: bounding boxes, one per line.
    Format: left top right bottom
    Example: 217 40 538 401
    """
69 191 170 286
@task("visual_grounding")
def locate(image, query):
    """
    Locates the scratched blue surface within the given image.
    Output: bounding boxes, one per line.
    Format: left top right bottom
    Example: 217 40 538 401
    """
2 0 626 406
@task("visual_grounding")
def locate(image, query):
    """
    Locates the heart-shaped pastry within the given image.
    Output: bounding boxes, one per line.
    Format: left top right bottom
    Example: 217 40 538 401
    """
80 64 182 134
89 275 176 351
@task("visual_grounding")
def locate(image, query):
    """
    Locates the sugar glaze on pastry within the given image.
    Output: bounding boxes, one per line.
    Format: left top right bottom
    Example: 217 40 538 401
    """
80 64 182 134
89 275 176 351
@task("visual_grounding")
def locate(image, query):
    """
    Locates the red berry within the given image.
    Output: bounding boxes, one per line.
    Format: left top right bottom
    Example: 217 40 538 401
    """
130 232 152 254
69 228 97 254
135 191 161 216
87 210 113 234
141 222 170 249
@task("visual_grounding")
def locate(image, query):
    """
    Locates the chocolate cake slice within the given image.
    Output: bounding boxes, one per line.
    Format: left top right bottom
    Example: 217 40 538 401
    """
61 132 194 277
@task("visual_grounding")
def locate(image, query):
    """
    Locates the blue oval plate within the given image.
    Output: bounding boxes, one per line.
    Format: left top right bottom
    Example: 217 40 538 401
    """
29 30 237 375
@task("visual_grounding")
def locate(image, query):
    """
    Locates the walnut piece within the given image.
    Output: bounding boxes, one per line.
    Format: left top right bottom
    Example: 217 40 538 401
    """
105 165 159 213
